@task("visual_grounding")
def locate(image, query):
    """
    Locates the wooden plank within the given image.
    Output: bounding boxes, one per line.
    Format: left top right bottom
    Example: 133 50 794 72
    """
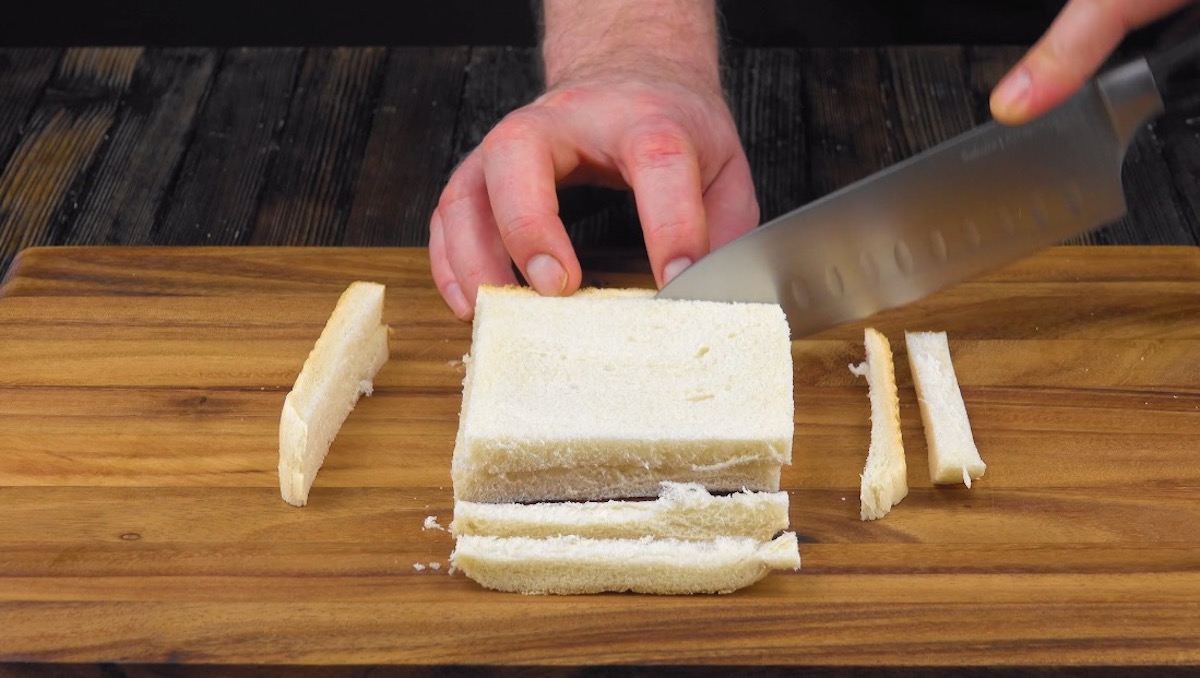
801 48 892 199
62 48 218 246
727 47 806 220
1157 72 1200 241
0 49 60 173
155 48 303 246
1098 126 1197 247
2 586 1199 665
0 48 142 274
450 47 539 165
249 47 387 246
342 47 470 247
884 46 975 156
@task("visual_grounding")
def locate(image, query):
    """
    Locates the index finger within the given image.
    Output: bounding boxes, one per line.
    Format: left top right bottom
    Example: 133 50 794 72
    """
990 0 1193 125
480 110 583 297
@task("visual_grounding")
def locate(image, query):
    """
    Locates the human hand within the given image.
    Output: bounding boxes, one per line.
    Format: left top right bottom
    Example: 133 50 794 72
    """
428 72 758 320
990 0 1195 125
428 0 756 320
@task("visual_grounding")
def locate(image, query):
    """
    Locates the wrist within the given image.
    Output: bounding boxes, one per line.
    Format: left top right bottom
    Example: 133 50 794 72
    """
541 0 721 95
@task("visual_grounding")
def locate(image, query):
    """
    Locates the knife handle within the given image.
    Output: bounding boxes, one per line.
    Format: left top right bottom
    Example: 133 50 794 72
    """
1147 28 1200 90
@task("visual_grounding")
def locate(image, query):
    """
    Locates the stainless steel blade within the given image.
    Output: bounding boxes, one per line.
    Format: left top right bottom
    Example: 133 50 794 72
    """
656 59 1166 338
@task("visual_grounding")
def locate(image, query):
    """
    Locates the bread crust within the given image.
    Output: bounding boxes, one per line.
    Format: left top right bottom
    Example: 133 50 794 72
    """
850 328 908 521
278 282 389 507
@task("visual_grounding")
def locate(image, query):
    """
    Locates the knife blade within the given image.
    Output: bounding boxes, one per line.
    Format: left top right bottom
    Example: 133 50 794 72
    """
655 52 1183 338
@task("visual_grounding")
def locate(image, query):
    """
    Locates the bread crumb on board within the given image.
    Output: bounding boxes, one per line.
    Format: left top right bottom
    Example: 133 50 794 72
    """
423 515 446 532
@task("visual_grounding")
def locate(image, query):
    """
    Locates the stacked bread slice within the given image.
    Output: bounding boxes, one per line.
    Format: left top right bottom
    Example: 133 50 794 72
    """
449 286 800 594
452 483 800 595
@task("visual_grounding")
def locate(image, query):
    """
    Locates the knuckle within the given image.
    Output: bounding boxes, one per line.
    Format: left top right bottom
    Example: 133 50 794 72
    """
437 164 478 211
481 111 543 156
628 120 692 172
499 211 546 244
456 258 491 285
643 218 691 241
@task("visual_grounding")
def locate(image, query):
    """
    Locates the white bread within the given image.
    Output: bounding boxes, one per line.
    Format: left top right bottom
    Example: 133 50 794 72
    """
450 532 801 595
452 286 794 502
905 331 986 487
451 482 789 541
849 328 908 521
279 282 389 506
454 459 781 505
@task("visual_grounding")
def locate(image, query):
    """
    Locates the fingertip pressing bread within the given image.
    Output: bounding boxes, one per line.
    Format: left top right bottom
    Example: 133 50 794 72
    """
450 532 801 595
905 331 986 487
451 482 790 542
279 281 389 507
850 327 908 521
452 285 794 503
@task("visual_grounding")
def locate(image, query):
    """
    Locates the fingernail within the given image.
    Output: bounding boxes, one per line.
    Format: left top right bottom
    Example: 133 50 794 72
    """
663 257 693 284
992 68 1032 116
526 254 567 296
445 281 471 320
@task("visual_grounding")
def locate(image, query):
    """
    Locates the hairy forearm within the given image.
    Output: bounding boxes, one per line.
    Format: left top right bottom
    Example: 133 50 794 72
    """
541 0 720 93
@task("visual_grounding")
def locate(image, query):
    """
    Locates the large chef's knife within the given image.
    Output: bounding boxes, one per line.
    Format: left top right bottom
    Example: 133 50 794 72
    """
656 35 1200 338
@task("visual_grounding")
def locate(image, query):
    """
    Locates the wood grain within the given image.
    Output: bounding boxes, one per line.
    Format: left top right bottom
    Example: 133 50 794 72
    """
3 246 1200 668
342 47 471 246
801 48 890 199
249 47 387 246
63 48 217 246
0 48 142 272
154 48 303 246
0 49 60 174
727 48 805 219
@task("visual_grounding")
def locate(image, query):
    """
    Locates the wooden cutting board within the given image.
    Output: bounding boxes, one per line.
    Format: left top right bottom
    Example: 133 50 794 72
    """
3 245 1200 668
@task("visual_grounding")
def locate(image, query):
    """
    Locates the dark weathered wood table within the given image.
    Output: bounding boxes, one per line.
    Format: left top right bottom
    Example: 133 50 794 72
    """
0 45 1197 284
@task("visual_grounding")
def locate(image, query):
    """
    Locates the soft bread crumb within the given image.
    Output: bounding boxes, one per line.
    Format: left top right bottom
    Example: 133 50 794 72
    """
412 563 426 571
423 515 445 531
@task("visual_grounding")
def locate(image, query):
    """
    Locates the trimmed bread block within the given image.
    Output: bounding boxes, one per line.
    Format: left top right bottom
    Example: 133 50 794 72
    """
452 286 794 502
450 532 801 595
905 331 986 486
452 482 789 541
279 281 389 507
850 327 908 521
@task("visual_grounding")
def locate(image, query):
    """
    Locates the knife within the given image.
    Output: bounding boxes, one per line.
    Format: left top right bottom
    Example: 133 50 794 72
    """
656 34 1200 338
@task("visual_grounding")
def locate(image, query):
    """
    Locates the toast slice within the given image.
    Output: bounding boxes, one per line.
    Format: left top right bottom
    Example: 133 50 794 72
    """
905 331 986 487
279 281 389 506
849 327 908 521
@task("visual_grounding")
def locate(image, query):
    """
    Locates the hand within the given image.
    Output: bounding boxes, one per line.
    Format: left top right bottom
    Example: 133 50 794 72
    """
428 0 757 320
991 0 1195 125
429 73 757 320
